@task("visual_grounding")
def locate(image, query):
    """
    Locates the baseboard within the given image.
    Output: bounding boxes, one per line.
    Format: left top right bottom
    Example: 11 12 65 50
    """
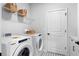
0 53 1 56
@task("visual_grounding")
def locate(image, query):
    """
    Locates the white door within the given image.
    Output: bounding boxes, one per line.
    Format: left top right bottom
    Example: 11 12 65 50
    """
46 9 67 55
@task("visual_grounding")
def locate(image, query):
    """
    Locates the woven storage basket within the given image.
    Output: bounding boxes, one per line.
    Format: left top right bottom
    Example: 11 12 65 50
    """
4 3 17 13
18 9 27 17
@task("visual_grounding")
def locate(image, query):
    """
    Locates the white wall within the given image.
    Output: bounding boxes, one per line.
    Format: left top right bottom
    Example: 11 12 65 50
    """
0 3 2 53
0 3 31 52
76 4 79 50
29 3 77 50
1 3 31 35
77 4 79 38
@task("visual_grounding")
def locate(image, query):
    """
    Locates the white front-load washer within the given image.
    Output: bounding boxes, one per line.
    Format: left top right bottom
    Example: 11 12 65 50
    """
1 35 34 56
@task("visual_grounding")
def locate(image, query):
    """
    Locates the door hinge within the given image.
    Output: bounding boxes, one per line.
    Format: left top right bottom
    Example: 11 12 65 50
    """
73 46 75 52
65 13 67 16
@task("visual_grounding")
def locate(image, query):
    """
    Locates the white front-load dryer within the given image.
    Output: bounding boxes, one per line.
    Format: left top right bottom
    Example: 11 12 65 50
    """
1 35 34 56
32 34 43 56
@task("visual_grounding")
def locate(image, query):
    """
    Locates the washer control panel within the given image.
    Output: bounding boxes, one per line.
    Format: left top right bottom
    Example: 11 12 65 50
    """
18 38 30 43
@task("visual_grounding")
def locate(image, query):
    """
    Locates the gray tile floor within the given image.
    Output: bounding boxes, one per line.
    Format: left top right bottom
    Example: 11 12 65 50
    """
39 51 65 56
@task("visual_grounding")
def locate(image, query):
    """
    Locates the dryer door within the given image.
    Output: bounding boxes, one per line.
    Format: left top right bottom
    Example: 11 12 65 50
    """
36 37 43 51
12 42 33 56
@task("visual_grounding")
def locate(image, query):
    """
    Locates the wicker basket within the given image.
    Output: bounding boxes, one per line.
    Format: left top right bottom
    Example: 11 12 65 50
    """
4 3 17 13
18 9 27 17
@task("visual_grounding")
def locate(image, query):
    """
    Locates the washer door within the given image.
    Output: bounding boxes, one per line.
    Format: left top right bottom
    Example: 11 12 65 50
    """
13 43 33 56
18 47 30 56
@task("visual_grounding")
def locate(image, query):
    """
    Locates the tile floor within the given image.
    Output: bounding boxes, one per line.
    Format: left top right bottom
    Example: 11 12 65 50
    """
39 51 65 56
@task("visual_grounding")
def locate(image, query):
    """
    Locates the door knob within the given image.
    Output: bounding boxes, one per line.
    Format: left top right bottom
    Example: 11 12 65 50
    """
47 33 50 35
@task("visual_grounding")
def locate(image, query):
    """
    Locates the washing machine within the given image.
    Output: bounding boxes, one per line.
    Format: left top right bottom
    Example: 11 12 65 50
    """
32 34 43 56
1 35 34 56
